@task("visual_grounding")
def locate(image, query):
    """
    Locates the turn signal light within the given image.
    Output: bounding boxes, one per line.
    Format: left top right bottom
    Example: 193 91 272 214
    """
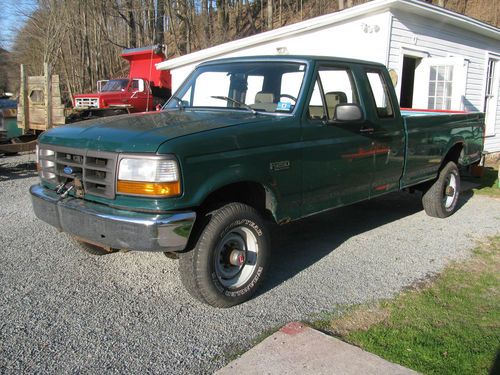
117 180 181 197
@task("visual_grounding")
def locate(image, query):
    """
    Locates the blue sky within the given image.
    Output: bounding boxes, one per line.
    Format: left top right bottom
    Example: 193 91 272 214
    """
1 0 36 50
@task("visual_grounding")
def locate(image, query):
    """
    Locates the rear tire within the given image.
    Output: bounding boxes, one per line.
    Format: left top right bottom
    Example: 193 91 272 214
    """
422 161 461 218
178 203 270 307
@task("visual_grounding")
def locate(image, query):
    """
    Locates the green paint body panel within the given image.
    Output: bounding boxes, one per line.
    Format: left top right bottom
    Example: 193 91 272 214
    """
37 56 485 223
4 118 22 138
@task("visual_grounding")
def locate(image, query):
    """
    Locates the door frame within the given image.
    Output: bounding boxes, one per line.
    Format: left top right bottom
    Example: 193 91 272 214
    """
483 52 500 137
395 47 429 106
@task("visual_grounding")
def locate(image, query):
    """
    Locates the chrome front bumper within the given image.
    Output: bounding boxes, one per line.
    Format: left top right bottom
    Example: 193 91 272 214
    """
30 184 196 252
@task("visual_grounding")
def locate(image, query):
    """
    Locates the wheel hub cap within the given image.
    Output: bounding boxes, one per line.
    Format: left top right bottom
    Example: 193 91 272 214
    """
214 227 259 289
445 186 455 197
229 249 246 266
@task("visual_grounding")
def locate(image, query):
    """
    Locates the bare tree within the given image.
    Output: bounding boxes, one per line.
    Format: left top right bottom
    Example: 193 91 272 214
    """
10 0 497 105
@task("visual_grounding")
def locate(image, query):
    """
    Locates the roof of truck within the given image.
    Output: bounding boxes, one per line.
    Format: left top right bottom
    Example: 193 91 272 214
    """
197 55 387 68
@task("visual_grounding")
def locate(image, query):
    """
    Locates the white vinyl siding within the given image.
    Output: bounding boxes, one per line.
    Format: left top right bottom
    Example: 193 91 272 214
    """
387 10 500 152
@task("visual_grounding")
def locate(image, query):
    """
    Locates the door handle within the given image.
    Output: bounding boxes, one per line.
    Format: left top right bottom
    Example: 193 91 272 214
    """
359 127 374 133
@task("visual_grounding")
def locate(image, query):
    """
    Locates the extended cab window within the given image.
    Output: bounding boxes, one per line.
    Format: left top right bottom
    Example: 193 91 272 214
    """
308 67 358 120
365 70 394 118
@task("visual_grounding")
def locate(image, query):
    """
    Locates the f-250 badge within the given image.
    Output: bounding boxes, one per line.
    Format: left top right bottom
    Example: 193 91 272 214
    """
270 161 290 171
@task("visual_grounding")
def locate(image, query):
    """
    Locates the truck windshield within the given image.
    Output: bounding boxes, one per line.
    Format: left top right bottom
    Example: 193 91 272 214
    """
165 61 307 114
100 79 130 92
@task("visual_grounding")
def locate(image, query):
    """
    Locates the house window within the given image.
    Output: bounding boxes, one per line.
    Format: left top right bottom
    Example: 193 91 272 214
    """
484 60 496 112
428 65 453 110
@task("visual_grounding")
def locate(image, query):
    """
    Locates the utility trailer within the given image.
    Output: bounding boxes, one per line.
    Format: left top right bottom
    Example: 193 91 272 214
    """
2 46 172 154
0 64 61 155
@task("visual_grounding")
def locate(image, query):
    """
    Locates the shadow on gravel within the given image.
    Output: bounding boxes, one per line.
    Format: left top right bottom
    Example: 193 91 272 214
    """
259 191 473 295
0 157 37 182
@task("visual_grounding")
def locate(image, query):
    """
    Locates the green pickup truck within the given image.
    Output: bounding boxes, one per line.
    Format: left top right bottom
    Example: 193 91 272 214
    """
31 56 484 307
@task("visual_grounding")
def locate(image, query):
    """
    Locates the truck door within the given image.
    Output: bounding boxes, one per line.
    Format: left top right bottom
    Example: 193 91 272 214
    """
129 79 151 112
363 68 405 197
301 64 373 215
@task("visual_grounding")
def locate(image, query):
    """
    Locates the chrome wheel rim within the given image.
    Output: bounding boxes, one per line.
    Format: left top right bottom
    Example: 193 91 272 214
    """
443 173 458 209
214 226 258 289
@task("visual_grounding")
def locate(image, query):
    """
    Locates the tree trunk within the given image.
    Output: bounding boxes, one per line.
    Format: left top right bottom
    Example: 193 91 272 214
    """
126 0 136 47
155 0 165 45
267 0 273 30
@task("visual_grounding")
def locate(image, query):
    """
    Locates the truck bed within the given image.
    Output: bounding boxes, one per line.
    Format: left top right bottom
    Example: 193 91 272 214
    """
400 109 484 189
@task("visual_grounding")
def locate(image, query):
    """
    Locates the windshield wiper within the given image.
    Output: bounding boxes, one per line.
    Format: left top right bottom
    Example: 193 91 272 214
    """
210 96 257 114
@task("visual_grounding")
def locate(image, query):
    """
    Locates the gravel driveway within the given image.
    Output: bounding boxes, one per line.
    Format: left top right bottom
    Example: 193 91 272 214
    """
1 153 499 374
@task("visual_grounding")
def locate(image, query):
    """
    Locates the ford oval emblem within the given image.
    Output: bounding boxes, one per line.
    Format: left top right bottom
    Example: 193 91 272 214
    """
63 166 73 175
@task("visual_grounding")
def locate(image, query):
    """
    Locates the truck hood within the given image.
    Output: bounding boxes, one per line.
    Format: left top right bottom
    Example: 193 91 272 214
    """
73 92 122 98
39 110 271 153
73 93 100 98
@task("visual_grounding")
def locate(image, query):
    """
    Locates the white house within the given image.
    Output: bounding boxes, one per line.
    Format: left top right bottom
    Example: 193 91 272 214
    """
157 0 500 153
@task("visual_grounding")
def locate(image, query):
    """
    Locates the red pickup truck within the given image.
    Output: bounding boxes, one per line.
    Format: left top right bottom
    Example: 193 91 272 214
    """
72 46 171 117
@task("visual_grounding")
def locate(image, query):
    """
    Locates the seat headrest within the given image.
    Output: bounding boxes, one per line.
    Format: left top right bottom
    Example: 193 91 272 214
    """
325 91 348 106
255 92 274 103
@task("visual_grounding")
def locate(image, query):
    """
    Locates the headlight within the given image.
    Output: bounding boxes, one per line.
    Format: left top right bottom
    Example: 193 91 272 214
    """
36 145 56 179
117 156 181 197
36 146 55 164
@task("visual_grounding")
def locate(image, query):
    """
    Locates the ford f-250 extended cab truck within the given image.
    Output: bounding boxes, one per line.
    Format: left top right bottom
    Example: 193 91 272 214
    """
30 56 484 307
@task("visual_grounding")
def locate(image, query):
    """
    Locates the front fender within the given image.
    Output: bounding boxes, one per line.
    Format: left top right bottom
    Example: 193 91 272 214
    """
188 163 281 219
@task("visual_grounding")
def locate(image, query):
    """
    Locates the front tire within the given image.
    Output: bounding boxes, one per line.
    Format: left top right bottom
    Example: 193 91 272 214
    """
422 161 461 218
179 203 270 307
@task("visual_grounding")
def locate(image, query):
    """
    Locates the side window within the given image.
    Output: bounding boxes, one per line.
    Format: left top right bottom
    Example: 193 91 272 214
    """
366 70 394 118
130 79 145 92
307 67 357 120
308 80 326 120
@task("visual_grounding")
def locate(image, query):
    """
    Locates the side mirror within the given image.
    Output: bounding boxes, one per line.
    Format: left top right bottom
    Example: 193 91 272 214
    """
333 104 364 122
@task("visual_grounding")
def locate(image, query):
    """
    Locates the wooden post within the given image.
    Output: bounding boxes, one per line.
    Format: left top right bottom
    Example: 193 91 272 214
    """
44 63 52 129
20 64 29 133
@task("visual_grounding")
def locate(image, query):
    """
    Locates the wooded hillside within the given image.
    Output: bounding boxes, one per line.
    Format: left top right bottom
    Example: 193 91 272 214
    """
3 0 499 102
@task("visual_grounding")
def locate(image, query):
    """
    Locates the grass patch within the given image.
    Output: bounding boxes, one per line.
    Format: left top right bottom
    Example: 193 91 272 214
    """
311 236 500 374
469 167 500 197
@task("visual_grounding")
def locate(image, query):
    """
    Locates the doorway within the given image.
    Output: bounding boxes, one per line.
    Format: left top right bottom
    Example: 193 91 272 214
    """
400 55 421 108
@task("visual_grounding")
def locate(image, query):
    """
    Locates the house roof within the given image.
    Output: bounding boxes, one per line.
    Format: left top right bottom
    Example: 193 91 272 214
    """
156 0 500 71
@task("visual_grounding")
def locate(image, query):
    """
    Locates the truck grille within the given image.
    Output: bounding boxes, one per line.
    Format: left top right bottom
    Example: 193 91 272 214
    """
38 145 118 199
74 97 99 108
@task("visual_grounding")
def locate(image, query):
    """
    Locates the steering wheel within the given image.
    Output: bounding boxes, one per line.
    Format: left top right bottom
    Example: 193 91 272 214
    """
279 94 297 103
